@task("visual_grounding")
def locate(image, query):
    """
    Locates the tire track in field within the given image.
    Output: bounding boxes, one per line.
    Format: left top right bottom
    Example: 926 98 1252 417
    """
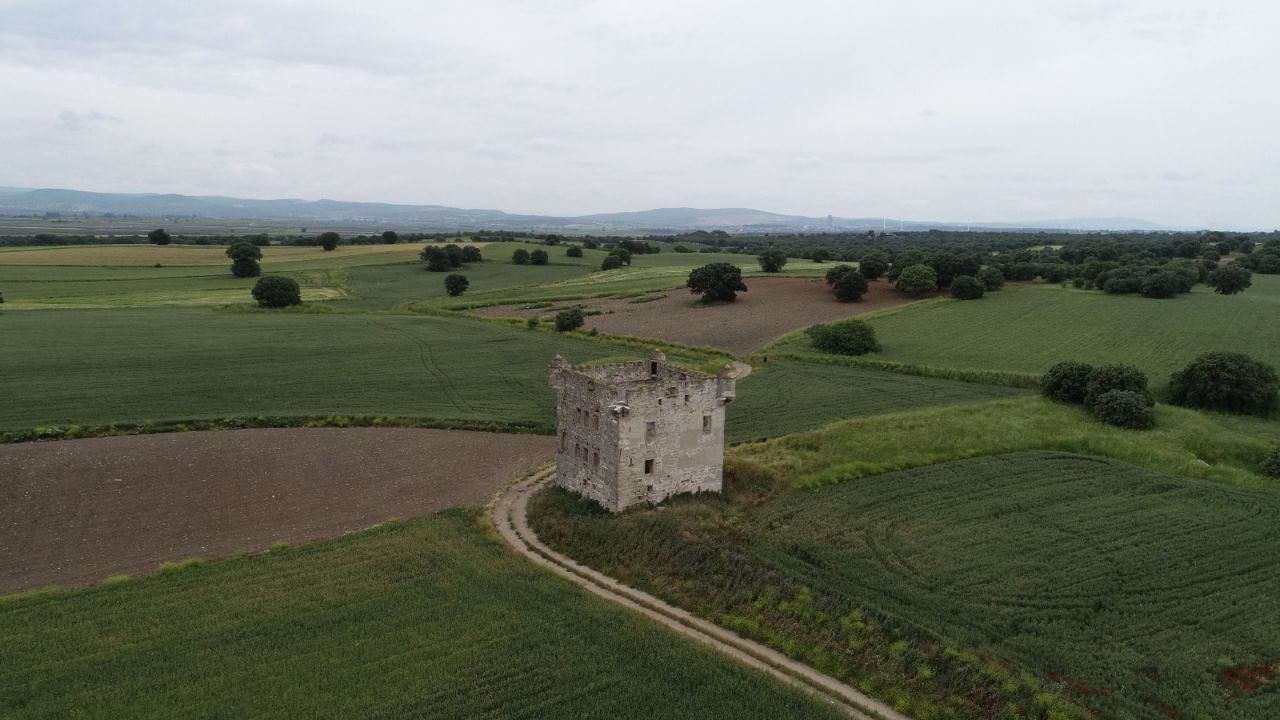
376 318 475 414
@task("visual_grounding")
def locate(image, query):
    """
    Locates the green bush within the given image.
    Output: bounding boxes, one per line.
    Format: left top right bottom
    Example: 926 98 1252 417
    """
444 274 469 297
1041 362 1094 404
1090 390 1156 429
858 252 889 280
318 232 340 251
950 275 984 300
757 249 788 273
1207 264 1252 295
832 269 869 302
554 308 585 332
148 228 171 246
1168 352 1279 416
976 267 1005 290
824 264 855 287
420 247 454 272
601 253 625 270
895 264 937 296
805 319 881 356
688 263 748 302
512 248 530 265
566 246 583 258
461 246 483 263
1084 364 1150 408
1261 447 1280 477
530 249 549 265
251 276 302 308
231 257 261 278
1140 271 1183 299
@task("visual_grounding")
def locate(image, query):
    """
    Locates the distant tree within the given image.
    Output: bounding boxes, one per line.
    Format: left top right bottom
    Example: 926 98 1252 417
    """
612 247 632 265
444 274 469 297
1007 262 1039 281
442 244 465 267
420 247 453 272
1207 264 1252 295
318 232 340 251
857 251 889 280
381 230 400 244
543 234 563 246
512 248 531 265
566 245 583 258
895 264 937 296
554 307 585 332
1140 271 1183 299
582 238 600 249
1254 253 1280 274
1042 361 1095 404
1090 390 1156 429
977 267 1005 290
226 242 262 277
806 318 880 356
148 228 171 246
832 269 869 302
825 264 856 286
757 249 788 273
1169 352 1278 416
461 246 483 263
252 276 301 308
601 253 625 270
231 257 261 277
530 249 549 265
888 250 925 281
687 262 748 303
673 245 692 253
1084 364 1151 409
950 275 985 300
810 248 832 263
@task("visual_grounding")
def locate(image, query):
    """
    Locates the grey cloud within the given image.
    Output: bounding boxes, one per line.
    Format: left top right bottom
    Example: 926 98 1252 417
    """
56 109 120 131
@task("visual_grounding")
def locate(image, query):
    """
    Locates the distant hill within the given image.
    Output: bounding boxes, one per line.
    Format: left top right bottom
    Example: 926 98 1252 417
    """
0 187 1187 233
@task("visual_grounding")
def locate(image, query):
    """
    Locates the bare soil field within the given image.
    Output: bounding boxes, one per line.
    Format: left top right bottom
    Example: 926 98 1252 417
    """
473 277 921 355
0 427 554 594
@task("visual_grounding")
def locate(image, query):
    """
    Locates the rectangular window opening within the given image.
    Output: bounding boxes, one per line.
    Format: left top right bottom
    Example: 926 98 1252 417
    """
702 414 712 434
645 421 656 442
644 459 654 474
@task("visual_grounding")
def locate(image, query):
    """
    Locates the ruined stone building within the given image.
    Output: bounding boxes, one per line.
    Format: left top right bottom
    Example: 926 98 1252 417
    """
548 351 736 512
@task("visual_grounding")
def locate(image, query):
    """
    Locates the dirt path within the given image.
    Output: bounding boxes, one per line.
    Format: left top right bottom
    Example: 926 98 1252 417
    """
0 428 554 594
491 470 912 720
472 277 919 356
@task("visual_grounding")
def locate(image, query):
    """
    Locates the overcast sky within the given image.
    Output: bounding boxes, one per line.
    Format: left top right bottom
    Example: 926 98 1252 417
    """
2 1 1277 228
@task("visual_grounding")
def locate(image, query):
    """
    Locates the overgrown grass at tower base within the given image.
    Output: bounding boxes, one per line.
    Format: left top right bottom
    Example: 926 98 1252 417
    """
0 510 843 720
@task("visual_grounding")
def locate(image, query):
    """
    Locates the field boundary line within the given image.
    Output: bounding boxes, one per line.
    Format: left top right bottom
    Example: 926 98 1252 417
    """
492 471 912 720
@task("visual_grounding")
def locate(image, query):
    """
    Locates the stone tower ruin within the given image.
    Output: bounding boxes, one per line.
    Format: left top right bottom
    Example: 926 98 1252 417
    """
548 351 736 512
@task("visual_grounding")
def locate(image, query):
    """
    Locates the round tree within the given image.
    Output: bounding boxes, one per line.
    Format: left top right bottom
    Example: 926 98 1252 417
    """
832 269 869 302
687 262 748 303
977 266 1005 290
1090 389 1156 429
512 248 531 265
148 228 171 246
251 276 301 308
420 247 453 272
1085 364 1151 408
566 246 583 258
226 242 262 277
825 264 855 286
858 252 889 280
317 232 340 251
554 307 585 332
1140 271 1183 299
757 249 788 273
601 253 625 270
1042 361 1095 404
1207 264 1252 295
895 264 937 296
231 257 261 277
381 230 400 244
805 318 881 356
461 246 483 263
950 275 985 300
1168 352 1278 416
444 273 469 297
530 249 549 266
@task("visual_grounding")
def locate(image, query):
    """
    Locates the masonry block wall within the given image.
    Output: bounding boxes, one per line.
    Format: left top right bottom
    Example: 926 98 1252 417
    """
548 351 735 512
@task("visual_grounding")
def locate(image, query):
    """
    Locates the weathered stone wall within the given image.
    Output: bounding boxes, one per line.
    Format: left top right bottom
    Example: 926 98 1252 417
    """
549 353 734 512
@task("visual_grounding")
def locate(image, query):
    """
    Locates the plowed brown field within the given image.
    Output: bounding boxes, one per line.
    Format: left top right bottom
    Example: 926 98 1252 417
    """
0 428 553 594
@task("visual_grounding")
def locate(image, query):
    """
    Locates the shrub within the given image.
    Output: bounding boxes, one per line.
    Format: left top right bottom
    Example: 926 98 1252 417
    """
858 251 889 280
226 242 262 261
612 247 632 265
832 269 869 302
825 264 855 286
1141 271 1183 299
950 275 984 300
512 248 530 265
1090 390 1156 429
1168 352 1279 416
526 316 540 330
420 247 453 272
1261 447 1280 478
554 307 585 332
443 244 465 267
601 253 625 270
530 249 549 265
1042 362 1095 404
381 230 400 244
1207 264 1252 295
757 249 788 272
318 232 340 251
231 257 261 278
148 228 171 246
976 267 1005 290
251 276 302 308
687 262 748 302
806 318 881 356
895 264 937 296
566 246 583 258
461 246 483 263
1007 262 1039 282
810 248 832 263
673 244 691 253
1085 364 1150 408
444 274 469 297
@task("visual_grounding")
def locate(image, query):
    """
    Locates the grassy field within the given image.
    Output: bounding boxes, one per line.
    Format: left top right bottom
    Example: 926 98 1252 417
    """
740 452 1280 719
727 360 1026 443
764 279 1280 389
0 510 841 719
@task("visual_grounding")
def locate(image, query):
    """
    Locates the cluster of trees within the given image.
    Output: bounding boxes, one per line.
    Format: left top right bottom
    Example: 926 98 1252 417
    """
806 318 880 356
512 248 549 265
422 244 483 271
1042 362 1156 429
600 247 632 270
824 265 869 301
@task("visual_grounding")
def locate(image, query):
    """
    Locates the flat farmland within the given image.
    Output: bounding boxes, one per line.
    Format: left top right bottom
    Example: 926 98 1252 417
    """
792 278 1280 387
474 277 919 355
0 427 555 594
0 511 842 720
